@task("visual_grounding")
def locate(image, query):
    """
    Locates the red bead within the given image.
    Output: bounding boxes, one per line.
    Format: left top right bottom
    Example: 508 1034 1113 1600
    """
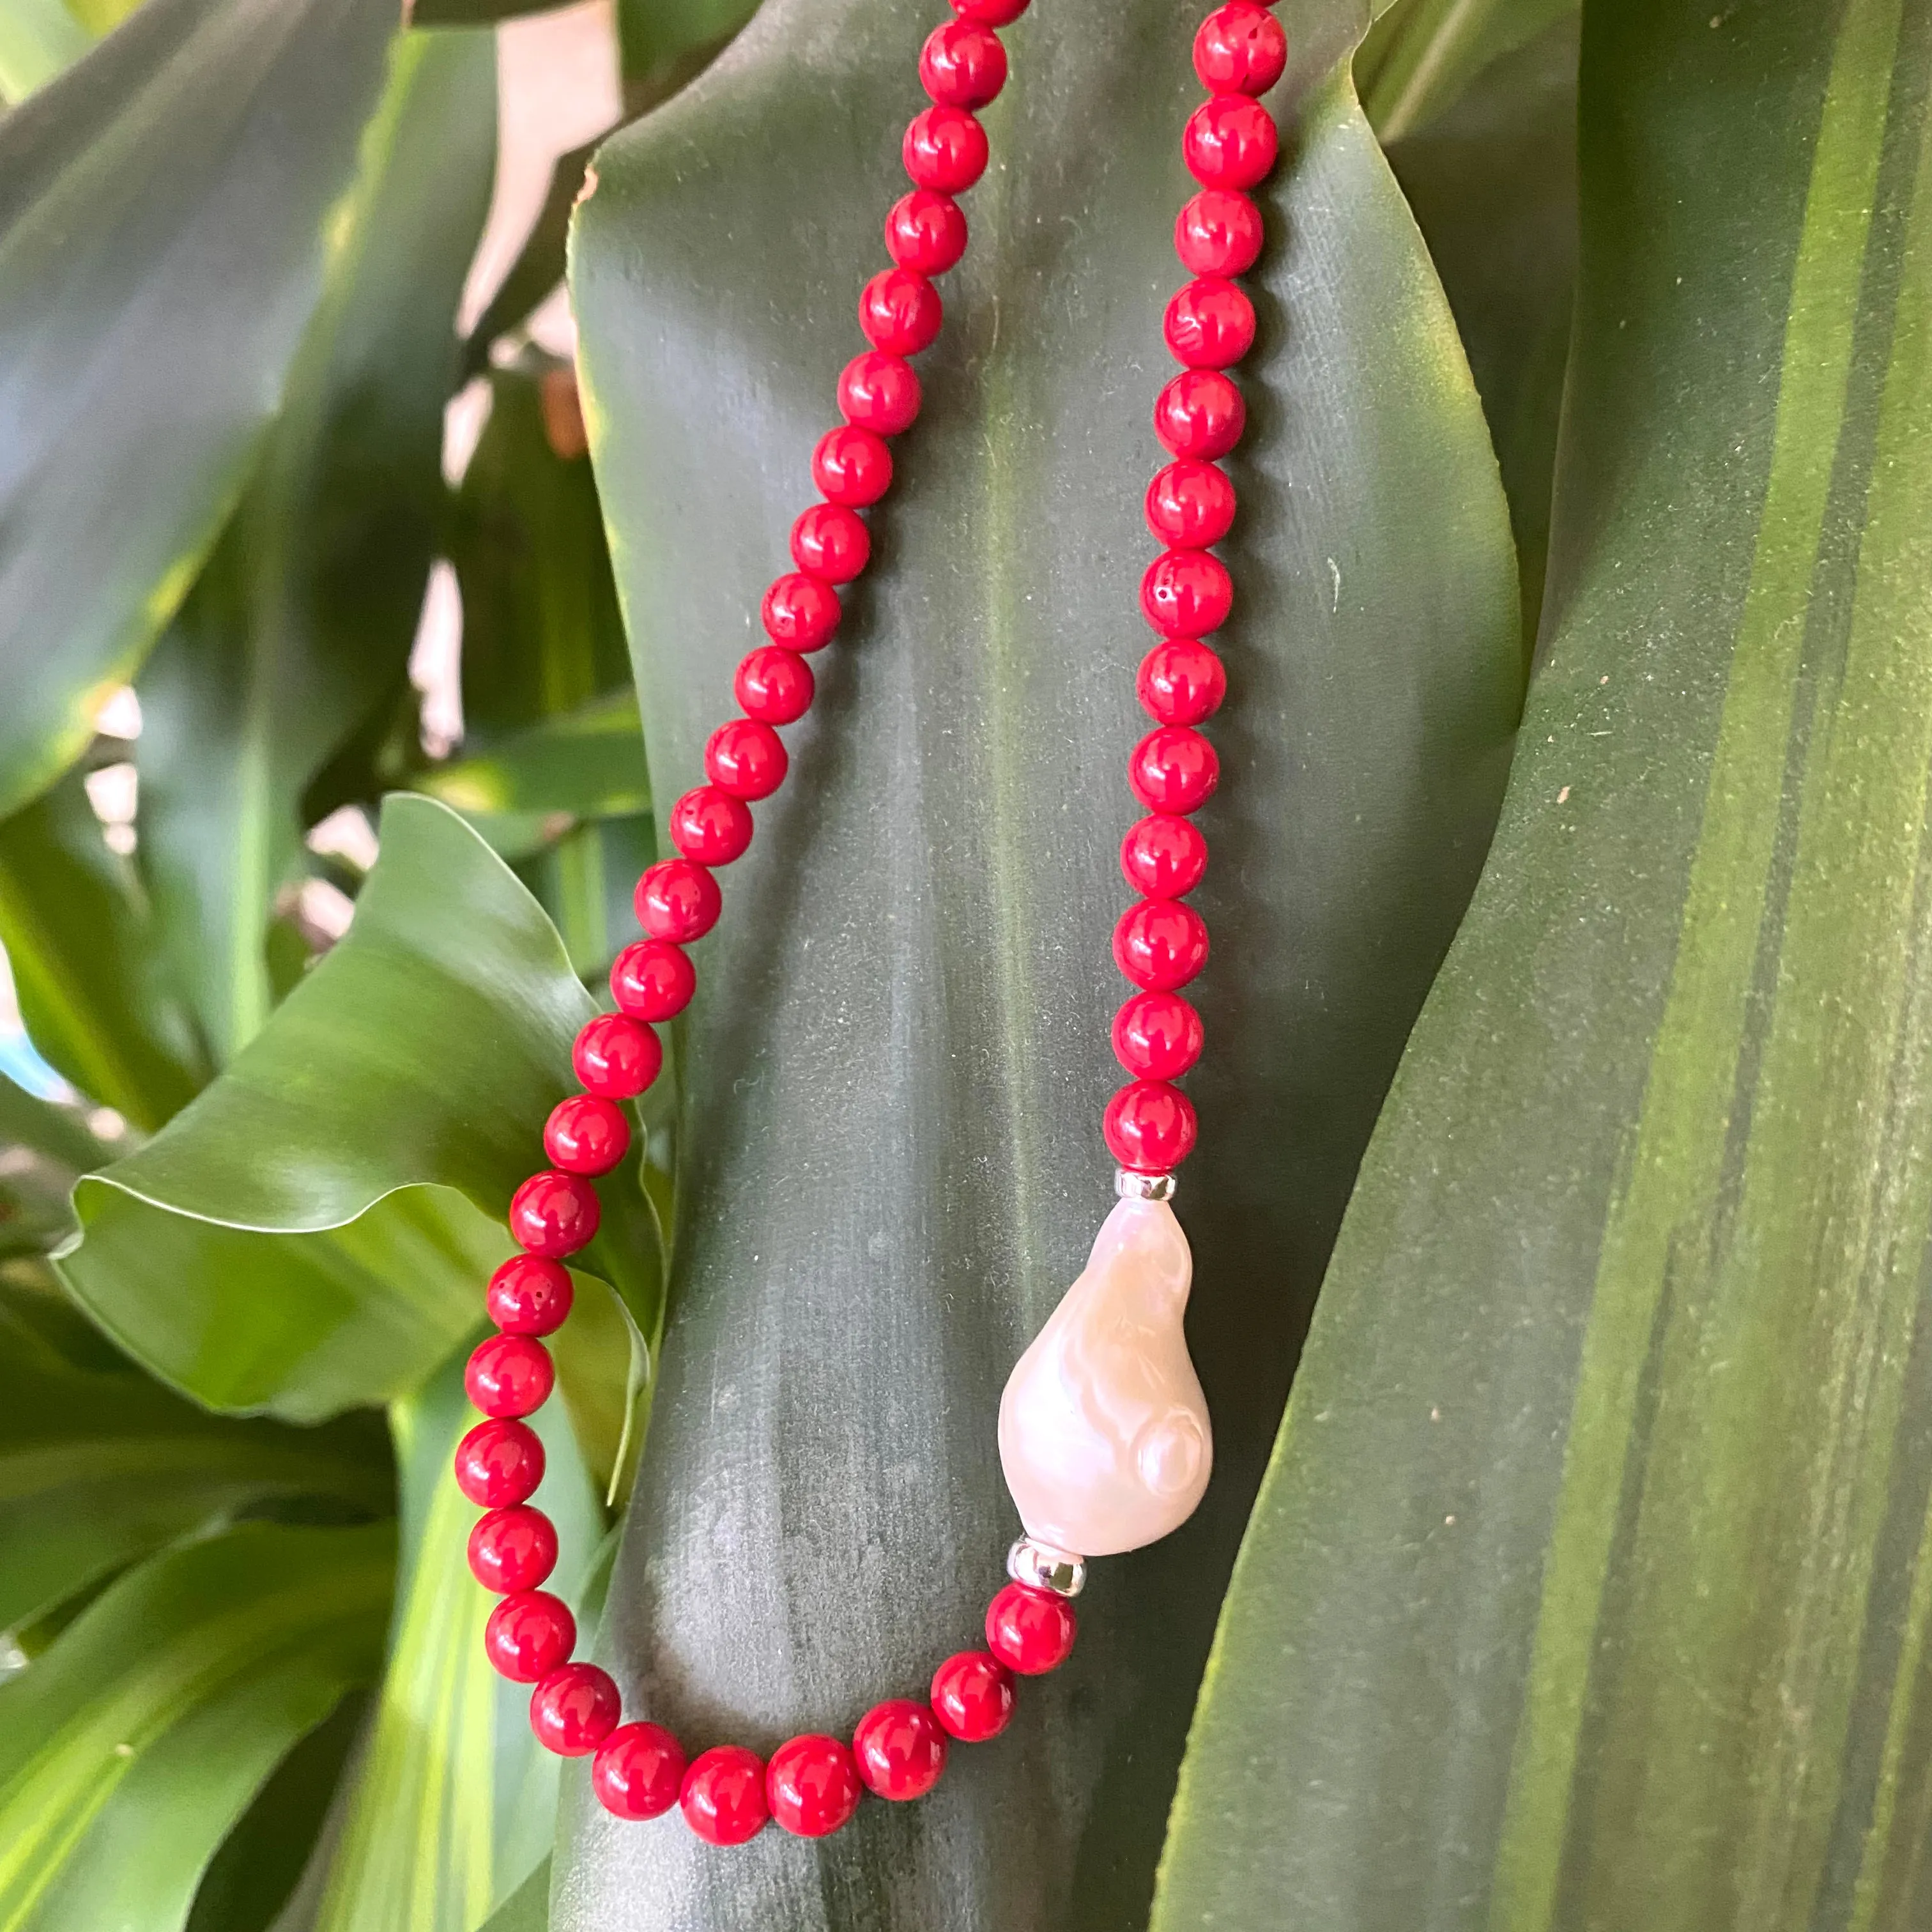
509 1169 601 1257
949 0 1026 22
761 571 841 650
1113 990 1205 1080
1194 3 1287 94
1131 726 1220 813
919 19 1007 106
792 502 871 584
705 719 789 801
635 859 721 943
574 1011 664 1095
1140 549 1233 637
735 645 815 724
839 351 922 434
885 189 969 275
681 1745 769 1845
1164 277 1257 369
594 1722 686 1821
1154 369 1245 459
531 1662 620 1756
544 1094 631 1176
486 1254 575 1335
903 105 988 193
985 1583 1078 1674
1103 1078 1199 1170
852 1699 948 1801
930 1650 1015 1743
1114 898 1210 990
813 424 894 507
467 1333 556 1416
1121 815 1209 898
1145 460 1236 548
765 1733 862 1837
611 939 696 1023
455 1417 546 1508
1138 638 1227 724
1175 188 1265 277
468 1503 558 1593
485 1589 576 1682
1184 95 1279 190
668 785 753 867
859 267 943 357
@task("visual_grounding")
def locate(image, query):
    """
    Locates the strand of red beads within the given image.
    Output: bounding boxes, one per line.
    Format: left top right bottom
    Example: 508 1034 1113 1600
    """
454 0 1283 1849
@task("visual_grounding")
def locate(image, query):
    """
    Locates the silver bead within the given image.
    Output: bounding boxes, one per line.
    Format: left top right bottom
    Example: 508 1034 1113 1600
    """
1007 1536 1087 1598
1115 1168 1176 1202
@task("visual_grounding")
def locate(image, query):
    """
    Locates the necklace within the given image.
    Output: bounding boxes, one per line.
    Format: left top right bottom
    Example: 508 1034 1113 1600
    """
452 0 1284 1849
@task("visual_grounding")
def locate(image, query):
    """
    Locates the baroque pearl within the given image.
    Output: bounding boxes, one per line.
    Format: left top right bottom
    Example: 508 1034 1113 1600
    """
998 1197 1212 1556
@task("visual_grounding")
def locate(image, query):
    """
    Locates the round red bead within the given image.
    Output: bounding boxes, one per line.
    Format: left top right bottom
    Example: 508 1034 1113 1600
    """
903 105 988 192
949 0 1026 22
1175 188 1266 277
611 939 696 1023
1140 550 1233 637
468 1503 558 1594
455 1417 546 1508
765 1733 862 1837
852 1699 948 1801
885 188 969 275
839 351 922 434
812 424 893 507
1121 814 1209 898
594 1722 686 1821
1194 2 1287 95
1164 277 1257 369
985 1583 1077 1675
669 785 753 866
486 1254 574 1336
859 267 943 357
1138 638 1227 724
1114 898 1210 990
705 719 788 801
919 19 1007 106
574 1011 664 1096
485 1589 576 1682
544 1094 631 1176
1131 725 1220 813
681 1745 770 1845
635 859 721 944
467 1333 556 1417
1184 95 1279 190
1104 1078 1199 1170
735 645 815 725
509 1169 601 1257
1146 460 1237 548
792 502 871 583
761 571 841 650
1154 369 1246 459
531 1662 620 1756
930 1650 1015 1743
1113 990 1205 1080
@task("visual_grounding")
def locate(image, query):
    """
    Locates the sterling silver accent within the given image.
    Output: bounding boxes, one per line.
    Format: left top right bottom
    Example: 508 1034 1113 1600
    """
1115 1169 1176 1202
1007 1535 1087 1598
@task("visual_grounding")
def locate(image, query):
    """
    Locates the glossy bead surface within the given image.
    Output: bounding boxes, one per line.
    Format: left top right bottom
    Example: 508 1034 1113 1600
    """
852 1699 947 1800
467 1333 555 1417
1131 726 1220 813
765 1734 862 1837
1154 369 1245 459
468 1504 558 1593
1164 277 1257 369
735 645 815 725
930 1650 1015 1743
1194 3 1288 93
594 1722 686 1821
1114 898 1210 990
574 1011 664 1096
455 1417 546 1508
839 350 922 434
1138 638 1227 724
485 1589 576 1682
949 0 1026 21
509 1169 601 1258
859 267 943 356
1145 459 1236 548
1175 187 1265 277
903 105 988 192
885 188 969 274
986 1582 1078 1674
761 571 841 650
669 785 754 866
1184 94 1279 190
611 939 696 1023
1140 549 1233 636
705 719 789 801
486 1254 574 1336
681 1745 770 1845
544 1094 631 1176
531 1662 620 1756
792 503 871 583
920 19 1006 105
812 424 894 507
1104 1078 1199 1170
1114 990 1205 1080
1121 815 1209 898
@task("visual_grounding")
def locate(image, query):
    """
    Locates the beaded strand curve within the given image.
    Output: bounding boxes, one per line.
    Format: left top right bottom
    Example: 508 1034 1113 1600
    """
453 0 1285 1848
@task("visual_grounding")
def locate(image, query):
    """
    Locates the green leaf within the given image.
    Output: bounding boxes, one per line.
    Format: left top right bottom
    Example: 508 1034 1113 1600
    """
475 1859 548 1932
615 0 759 107
1152 1 1932 1928
406 0 572 22
1356 0 1574 141
418 690 651 828
0 1079 105 1259
563 0 1521 1915
0 0 402 822
137 29 498 1066
0 1521 392 1932
463 141 605 379
0 0 88 102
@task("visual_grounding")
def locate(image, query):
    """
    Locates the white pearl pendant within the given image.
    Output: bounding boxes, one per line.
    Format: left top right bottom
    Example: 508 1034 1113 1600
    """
997 1196 1212 1558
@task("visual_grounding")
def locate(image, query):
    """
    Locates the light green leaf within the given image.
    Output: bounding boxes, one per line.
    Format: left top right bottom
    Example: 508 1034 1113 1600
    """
418 691 650 827
0 0 88 102
1356 0 1575 140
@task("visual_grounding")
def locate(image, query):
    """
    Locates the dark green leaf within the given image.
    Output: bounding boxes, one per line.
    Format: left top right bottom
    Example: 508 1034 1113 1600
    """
463 141 605 379
407 0 574 22
615 0 758 109
418 689 651 827
1356 0 1574 140
477 1859 549 1932
0 1078 105 1259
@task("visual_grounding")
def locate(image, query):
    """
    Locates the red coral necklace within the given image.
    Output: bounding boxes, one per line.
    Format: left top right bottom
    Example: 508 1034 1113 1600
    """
453 0 1284 1848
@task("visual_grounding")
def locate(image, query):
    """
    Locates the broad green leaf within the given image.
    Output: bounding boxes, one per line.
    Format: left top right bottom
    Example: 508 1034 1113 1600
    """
477 1860 549 1932
1356 0 1574 140
0 0 401 821
137 30 497 1066
1153 1 1932 1928
0 0 88 100
418 690 650 828
0 1521 392 1932
564 0 1521 1917
616 0 760 106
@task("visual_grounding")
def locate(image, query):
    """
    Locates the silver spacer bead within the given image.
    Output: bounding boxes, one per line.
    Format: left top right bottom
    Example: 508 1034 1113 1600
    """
1008 1536 1087 1598
1116 1168 1176 1202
